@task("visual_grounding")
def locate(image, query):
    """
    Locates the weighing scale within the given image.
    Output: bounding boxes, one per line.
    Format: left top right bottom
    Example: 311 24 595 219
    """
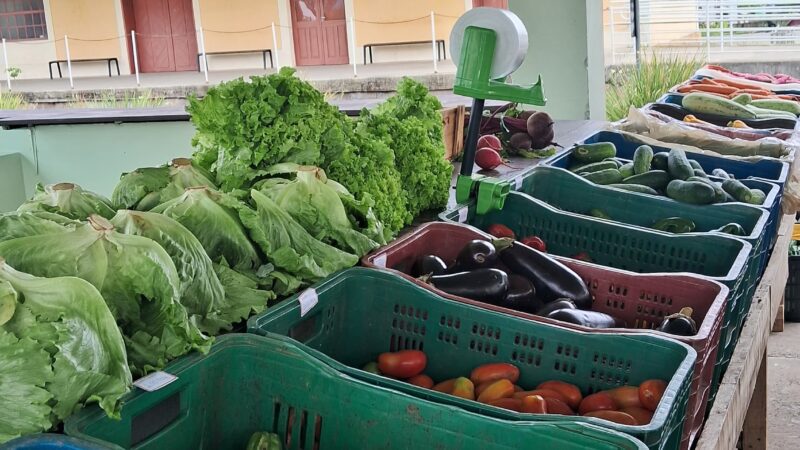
449 7 546 214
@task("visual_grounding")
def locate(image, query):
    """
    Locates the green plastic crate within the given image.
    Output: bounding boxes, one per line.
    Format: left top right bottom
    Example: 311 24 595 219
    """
440 192 752 406
64 334 647 450
248 268 696 450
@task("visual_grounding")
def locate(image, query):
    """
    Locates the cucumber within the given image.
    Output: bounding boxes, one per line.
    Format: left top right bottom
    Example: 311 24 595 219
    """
714 223 747 236
607 183 659 195
667 148 695 180
633 145 654 175
618 162 635 179
582 168 623 185
622 170 670 190
750 99 800 116
589 208 611 220
711 168 731 179
603 157 623 168
573 142 617 163
693 169 708 178
652 152 669 171
688 176 726 203
721 179 756 203
652 217 696 234
682 92 758 119
666 179 716 205
688 160 703 171
748 188 767 205
731 93 752 105
570 160 618 174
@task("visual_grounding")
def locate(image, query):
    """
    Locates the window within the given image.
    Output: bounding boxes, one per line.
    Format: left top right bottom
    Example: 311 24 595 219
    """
0 0 47 41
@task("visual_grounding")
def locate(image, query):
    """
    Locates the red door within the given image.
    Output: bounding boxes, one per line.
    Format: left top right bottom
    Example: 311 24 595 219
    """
473 0 508 7
291 0 349 66
132 0 198 73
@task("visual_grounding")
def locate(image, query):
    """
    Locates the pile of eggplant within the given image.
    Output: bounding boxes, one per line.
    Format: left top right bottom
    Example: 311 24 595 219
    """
413 238 626 329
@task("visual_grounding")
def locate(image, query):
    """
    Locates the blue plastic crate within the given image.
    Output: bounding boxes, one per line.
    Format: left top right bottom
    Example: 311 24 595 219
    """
0 434 111 450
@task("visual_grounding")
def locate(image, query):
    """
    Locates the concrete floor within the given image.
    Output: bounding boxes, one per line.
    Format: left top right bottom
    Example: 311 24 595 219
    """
768 322 800 449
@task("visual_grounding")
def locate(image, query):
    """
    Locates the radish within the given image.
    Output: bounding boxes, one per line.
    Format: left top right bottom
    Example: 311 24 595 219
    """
477 134 502 153
475 147 515 170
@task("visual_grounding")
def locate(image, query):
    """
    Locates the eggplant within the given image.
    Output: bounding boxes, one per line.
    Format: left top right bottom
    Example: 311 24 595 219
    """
535 298 576 317
411 254 448 277
657 307 698 336
451 240 497 271
498 241 592 308
496 274 543 313
546 308 625 329
428 268 508 303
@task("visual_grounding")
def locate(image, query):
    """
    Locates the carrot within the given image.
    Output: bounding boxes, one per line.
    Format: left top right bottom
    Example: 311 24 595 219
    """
714 78 768 91
735 88 774 96
677 84 736 95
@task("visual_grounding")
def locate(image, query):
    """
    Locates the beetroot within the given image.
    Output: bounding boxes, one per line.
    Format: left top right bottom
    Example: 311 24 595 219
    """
477 134 502 153
475 147 517 171
527 111 556 149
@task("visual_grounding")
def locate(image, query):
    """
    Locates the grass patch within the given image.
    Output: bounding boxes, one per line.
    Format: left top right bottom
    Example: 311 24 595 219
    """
72 89 166 109
606 52 703 122
0 92 27 110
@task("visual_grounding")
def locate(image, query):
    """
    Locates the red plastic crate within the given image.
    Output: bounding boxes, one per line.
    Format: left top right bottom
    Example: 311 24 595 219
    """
362 222 728 450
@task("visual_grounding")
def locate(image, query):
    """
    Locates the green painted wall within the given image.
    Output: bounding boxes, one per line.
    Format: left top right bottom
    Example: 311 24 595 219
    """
0 153 26 212
508 0 606 120
0 121 196 212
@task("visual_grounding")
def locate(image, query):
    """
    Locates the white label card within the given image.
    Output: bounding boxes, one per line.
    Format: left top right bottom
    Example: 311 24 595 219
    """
299 288 319 317
513 176 523 189
457 207 468 223
134 371 178 392
373 253 387 268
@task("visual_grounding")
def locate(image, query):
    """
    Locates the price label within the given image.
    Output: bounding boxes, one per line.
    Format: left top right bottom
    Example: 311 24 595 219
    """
373 253 387 268
298 288 319 317
457 207 469 223
134 371 178 392
513 176 523 189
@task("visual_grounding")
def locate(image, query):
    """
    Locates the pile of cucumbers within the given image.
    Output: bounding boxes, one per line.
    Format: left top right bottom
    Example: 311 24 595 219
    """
569 142 767 206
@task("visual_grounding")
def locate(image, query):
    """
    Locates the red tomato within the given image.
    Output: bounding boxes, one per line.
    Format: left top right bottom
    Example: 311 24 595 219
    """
470 363 520 385
432 378 457 393
537 381 583 410
584 410 638 425
406 374 434 389
578 392 618 415
621 406 653 425
639 379 667 412
521 236 547 252
487 397 522 412
377 350 426 379
476 379 515 403
513 389 569 403
544 397 575 415
520 395 548 414
487 224 515 239
608 386 642 409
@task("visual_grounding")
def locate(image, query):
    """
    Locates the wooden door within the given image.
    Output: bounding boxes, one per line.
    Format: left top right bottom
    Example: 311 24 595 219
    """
131 0 197 73
473 0 508 8
291 0 348 66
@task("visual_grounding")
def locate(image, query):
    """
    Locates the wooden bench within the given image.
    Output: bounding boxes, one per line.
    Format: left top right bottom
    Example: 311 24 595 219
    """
197 49 273 71
49 57 120 79
363 40 446 64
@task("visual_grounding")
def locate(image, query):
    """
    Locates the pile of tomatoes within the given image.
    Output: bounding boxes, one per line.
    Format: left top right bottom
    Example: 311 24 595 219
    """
366 350 666 426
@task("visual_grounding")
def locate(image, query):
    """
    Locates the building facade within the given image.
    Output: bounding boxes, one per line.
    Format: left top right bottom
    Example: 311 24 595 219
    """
4 0 507 80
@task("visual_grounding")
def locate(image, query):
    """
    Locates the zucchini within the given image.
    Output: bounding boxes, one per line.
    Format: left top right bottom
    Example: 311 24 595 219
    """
750 99 800 116
714 223 747 236
682 92 758 119
667 148 695 180
582 168 623 185
721 179 757 203
748 188 767 205
633 145 654 175
693 169 708 178
570 160 618 174
711 168 731 179
731 93 752 105
666 179 716 205
688 160 703 171
652 152 669 171
746 105 797 119
688 176 726 203
618 162 635 179
607 183 659 195
652 217 696 234
589 208 611 220
622 170 670 190
573 142 617 163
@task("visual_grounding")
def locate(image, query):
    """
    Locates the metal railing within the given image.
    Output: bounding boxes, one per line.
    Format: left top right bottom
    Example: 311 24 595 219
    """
606 0 800 64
